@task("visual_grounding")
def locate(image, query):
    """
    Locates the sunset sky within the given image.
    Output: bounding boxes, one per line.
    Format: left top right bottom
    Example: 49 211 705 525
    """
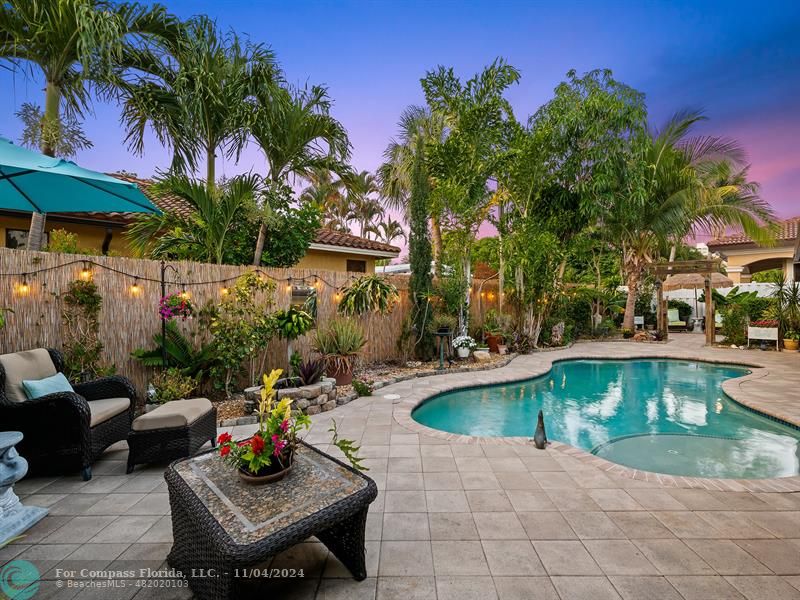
1 0 797 236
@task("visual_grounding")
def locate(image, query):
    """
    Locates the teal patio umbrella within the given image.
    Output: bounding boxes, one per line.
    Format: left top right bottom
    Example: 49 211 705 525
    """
0 137 158 214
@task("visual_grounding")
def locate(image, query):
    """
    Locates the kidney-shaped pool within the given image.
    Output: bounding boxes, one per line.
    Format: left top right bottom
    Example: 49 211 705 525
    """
411 359 800 479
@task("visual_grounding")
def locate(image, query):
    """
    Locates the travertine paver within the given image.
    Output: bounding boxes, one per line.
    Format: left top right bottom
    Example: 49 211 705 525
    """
4 334 800 599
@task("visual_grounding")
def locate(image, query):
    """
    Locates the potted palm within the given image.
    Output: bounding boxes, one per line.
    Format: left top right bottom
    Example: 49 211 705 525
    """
313 319 367 385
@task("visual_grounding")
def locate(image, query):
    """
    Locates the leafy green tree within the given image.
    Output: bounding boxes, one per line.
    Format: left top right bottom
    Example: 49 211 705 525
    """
126 173 259 264
422 58 520 293
0 0 176 248
121 14 277 185
375 220 406 246
247 84 351 264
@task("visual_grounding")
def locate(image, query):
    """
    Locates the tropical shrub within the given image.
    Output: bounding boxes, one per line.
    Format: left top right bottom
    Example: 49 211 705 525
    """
721 304 748 346
313 319 367 374
46 229 95 255
151 368 197 404
337 275 399 316
131 320 217 382
274 307 315 340
209 273 276 394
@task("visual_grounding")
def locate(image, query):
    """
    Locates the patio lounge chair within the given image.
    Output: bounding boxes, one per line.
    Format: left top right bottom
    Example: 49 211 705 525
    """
668 309 686 331
0 348 136 480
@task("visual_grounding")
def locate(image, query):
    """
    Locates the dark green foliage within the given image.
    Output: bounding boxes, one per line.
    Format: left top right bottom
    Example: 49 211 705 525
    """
352 379 372 397
721 303 748 346
258 193 322 268
408 139 434 359
273 308 314 340
289 351 303 376
131 320 217 382
667 299 692 323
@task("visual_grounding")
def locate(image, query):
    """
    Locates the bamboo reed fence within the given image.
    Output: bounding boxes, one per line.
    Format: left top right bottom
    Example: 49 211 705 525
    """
0 248 498 395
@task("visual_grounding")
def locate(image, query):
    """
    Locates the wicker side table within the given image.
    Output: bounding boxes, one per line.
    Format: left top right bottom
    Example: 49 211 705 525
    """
165 442 377 600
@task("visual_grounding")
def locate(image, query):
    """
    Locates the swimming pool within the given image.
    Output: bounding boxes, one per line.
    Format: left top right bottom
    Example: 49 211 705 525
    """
411 359 800 479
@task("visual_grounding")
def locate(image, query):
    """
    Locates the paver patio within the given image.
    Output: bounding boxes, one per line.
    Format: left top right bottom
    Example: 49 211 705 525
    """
5 334 800 599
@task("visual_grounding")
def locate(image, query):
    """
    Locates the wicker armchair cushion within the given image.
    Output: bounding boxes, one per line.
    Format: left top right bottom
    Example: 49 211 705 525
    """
89 397 131 427
0 349 57 403
132 398 212 431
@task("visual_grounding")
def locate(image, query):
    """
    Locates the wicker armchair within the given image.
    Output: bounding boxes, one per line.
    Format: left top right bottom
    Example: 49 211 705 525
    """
0 348 136 481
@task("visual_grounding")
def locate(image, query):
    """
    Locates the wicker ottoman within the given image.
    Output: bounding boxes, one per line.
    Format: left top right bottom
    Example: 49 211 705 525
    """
126 398 216 474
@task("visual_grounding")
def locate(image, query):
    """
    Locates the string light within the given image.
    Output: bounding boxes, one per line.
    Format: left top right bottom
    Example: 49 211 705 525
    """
130 278 140 295
286 276 293 292
220 286 229 296
180 288 189 300
80 261 91 281
17 276 29 295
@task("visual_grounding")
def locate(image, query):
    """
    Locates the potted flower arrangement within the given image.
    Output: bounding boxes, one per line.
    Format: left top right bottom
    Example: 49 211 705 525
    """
453 335 477 359
159 292 194 321
217 368 310 484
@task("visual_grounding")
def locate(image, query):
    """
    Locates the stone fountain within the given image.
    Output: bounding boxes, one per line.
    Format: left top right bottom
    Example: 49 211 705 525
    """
0 432 47 545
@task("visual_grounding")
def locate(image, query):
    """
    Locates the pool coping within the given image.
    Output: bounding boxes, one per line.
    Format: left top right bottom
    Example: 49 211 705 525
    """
390 350 800 493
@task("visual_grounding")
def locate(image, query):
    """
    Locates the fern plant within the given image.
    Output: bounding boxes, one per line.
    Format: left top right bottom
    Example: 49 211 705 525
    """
132 321 217 382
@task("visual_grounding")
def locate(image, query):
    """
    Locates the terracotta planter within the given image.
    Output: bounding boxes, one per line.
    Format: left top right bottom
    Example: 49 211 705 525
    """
238 452 293 485
486 333 502 353
784 339 799 352
328 362 354 386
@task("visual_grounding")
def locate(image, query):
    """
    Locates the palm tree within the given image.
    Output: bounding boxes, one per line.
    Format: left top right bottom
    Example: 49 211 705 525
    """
247 84 351 264
0 0 177 249
378 105 446 264
126 174 259 264
121 14 278 186
375 219 406 246
345 171 384 238
612 110 775 329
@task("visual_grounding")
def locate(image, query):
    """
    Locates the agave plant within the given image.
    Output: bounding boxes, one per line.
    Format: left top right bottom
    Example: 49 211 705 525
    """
313 319 366 384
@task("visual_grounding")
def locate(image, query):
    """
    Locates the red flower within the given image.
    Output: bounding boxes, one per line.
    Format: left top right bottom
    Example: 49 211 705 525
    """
217 432 232 445
279 419 289 433
220 445 230 457
250 434 265 455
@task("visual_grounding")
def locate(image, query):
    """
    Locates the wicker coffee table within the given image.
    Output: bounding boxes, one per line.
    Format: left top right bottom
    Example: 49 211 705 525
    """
164 442 377 600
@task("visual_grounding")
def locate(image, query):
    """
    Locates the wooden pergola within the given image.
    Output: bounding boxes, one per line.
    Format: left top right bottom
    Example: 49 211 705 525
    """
649 259 725 345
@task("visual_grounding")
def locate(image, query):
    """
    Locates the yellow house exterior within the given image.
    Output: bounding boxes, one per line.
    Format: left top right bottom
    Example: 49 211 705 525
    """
707 217 800 283
0 175 400 272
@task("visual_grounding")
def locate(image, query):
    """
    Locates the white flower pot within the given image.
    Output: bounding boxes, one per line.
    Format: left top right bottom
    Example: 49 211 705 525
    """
457 347 471 359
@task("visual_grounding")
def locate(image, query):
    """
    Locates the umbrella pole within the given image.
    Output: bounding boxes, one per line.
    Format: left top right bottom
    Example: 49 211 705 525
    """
27 212 47 251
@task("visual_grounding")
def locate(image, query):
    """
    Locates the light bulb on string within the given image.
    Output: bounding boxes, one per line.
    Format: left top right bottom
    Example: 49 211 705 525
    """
80 261 91 281
130 278 140 295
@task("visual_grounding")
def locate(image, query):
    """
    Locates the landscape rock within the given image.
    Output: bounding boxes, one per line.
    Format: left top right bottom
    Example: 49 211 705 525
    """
473 350 492 362
305 405 321 415
321 400 337 412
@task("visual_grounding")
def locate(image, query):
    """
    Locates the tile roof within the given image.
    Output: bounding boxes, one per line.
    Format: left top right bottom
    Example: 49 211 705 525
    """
707 217 800 248
109 173 194 218
313 228 400 254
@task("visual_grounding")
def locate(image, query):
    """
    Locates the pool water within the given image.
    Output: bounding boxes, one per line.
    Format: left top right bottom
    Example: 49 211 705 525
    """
411 359 800 479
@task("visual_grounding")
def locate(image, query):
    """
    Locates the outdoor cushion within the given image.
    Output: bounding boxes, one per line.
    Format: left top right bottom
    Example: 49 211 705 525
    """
0 349 57 403
132 398 213 432
667 309 685 325
89 397 131 427
22 372 74 400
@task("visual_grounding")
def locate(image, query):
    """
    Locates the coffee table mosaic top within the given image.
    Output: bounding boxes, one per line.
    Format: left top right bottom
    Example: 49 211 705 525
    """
171 444 369 545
